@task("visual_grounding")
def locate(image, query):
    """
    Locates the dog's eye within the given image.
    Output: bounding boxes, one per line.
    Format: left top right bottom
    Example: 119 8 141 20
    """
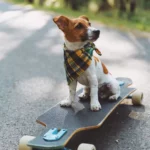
75 23 83 29
89 22 91 26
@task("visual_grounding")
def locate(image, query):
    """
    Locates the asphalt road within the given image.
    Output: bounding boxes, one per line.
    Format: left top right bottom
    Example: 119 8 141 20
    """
0 1 150 150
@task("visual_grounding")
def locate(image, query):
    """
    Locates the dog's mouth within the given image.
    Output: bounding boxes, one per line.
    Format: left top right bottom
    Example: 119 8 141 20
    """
81 30 100 42
88 30 100 41
88 35 99 41
81 35 99 42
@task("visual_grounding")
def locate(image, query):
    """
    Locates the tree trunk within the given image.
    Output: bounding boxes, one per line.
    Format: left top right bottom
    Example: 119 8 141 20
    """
39 0 45 6
130 0 136 13
28 0 34 4
70 0 79 10
119 0 126 12
64 0 69 7
114 0 119 8
99 0 112 11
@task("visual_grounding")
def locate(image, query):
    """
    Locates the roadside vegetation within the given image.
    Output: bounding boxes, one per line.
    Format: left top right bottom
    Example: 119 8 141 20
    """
8 0 150 32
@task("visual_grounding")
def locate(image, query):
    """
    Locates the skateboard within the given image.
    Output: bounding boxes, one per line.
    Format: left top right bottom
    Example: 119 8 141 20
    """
19 77 143 150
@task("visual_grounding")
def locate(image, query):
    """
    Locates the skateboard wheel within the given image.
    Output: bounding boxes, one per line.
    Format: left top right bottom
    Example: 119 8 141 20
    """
19 136 35 150
77 143 96 150
132 91 143 105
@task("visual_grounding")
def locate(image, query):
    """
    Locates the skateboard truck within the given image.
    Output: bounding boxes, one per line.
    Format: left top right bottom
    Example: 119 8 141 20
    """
43 128 67 141
118 80 124 86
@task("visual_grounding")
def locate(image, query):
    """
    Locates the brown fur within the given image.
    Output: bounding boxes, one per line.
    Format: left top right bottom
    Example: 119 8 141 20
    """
102 62 108 74
53 15 90 42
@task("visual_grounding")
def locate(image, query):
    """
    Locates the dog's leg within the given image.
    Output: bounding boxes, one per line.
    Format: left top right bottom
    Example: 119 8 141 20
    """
88 75 101 111
60 80 77 107
78 86 90 100
109 89 120 101
109 80 120 101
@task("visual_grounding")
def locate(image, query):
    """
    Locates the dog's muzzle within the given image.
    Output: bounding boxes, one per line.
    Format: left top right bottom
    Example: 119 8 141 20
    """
88 27 100 41
93 29 100 38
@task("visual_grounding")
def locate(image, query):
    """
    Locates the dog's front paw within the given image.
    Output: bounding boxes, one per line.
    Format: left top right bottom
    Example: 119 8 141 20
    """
90 101 102 111
60 99 72 107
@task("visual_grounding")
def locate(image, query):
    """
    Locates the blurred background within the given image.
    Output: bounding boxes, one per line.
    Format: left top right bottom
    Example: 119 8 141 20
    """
9 0 150 32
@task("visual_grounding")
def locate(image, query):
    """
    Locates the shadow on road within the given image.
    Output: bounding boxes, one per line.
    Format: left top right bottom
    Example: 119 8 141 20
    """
67 104 146 150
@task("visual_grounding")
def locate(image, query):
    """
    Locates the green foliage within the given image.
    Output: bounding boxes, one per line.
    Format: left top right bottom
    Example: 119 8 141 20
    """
48 6 150 32
8 0 150 32
9 0 24 3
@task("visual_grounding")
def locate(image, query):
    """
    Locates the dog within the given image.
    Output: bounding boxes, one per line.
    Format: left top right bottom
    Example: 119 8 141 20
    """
53 15 120 111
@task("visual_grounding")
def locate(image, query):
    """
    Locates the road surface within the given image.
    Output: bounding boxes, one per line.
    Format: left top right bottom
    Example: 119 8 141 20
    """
0 1 150 150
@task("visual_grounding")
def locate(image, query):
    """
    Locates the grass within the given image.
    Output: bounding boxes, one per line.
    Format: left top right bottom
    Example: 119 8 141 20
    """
7 0 150 32
48 7 150 32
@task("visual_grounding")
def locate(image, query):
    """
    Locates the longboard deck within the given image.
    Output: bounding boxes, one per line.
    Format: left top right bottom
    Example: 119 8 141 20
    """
28 77 136 149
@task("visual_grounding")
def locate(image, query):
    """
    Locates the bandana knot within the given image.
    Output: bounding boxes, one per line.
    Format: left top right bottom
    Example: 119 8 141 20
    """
64 42 101 85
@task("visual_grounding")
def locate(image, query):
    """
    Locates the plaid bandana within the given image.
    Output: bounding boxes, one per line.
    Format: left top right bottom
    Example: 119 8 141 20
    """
64 42 101 85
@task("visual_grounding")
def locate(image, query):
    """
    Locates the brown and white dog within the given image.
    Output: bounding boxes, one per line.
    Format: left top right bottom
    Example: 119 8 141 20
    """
53 15 120 111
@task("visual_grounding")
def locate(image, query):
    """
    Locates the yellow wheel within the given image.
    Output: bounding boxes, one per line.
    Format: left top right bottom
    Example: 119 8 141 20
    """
19 136 35 150
77 143 96 150
132 91 143 106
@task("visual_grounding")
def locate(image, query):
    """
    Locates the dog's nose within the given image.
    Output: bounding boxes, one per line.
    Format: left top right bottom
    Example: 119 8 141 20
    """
93 29 100 36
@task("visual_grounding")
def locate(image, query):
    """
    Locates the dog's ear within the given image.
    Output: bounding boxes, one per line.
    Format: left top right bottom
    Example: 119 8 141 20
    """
53 16 69 31
79 15 89 21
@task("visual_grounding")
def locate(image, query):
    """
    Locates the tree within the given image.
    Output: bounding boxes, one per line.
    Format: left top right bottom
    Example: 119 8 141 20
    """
27 0 34 4
70 0 79 10
98 0 112 11
64 0 89 10
130 0 136 13
64 0 69 7
39 0 45 6
119 0 126 12
64 0 80 10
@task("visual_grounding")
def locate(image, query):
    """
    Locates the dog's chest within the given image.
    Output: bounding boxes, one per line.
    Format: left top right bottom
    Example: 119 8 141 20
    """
77 57 110 86
77 58 97 86
77 72 89 86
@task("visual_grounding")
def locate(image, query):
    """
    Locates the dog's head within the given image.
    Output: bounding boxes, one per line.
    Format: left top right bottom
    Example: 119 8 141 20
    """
53 15 100 42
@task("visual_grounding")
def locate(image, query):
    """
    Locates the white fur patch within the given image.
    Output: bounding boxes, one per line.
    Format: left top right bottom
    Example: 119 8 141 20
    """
87 27 97 39
64 38 88 51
